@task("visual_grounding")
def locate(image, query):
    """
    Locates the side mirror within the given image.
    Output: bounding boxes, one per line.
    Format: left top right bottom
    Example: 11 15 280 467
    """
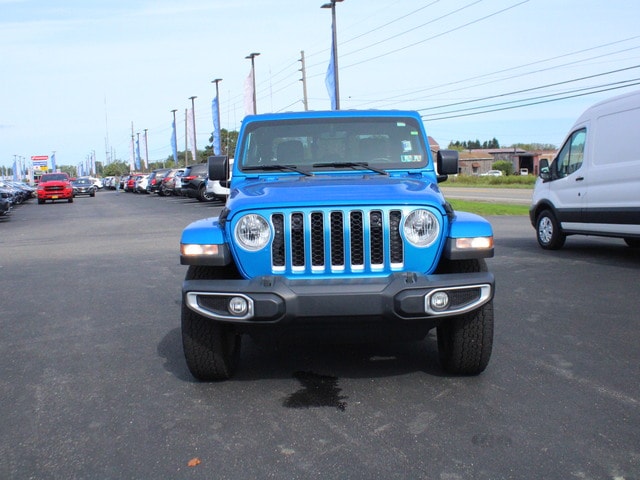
436 149 459 183
539 158 551 181
208 156 229 182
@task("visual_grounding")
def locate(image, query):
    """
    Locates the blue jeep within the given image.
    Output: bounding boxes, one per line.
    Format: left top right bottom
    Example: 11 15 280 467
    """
180 110 495 381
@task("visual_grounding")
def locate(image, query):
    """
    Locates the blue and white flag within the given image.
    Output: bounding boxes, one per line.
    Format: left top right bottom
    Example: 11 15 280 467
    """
12 158 18 181
171 119 178 165
135 136 141 171
212 96 221 155
51 152 56 172
325 26 337 110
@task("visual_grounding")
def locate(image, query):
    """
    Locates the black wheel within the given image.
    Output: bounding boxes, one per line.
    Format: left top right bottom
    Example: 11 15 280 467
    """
624 238 640 248
435 259 493 375
198 184 215 202
38 198 44 204
181 266 241 381
90 192 95 197
68 197 73 203
536 209 565 250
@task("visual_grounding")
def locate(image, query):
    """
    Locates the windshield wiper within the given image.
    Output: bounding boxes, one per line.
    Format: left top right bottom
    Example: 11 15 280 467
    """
243 164 313 176
312 162 388 176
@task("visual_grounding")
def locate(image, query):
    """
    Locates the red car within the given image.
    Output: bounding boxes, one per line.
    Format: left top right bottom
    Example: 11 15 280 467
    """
37 173 74 204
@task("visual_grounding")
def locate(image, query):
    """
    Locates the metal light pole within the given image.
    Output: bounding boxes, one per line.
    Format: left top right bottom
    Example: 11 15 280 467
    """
321 0 343 110
245 52 260 114
189 95 197 162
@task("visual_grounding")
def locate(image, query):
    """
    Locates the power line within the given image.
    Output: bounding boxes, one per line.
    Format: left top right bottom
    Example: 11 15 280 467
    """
338 0 529 73
421 80 640 121
351 39 640 110
419 64 640 112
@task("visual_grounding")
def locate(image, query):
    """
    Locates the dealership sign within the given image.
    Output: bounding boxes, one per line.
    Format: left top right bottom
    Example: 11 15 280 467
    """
31 155 49 169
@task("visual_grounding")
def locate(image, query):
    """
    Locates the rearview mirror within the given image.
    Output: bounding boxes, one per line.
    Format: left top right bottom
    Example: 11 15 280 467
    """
208 156 229 181
539 158 551 181
436 149 459 183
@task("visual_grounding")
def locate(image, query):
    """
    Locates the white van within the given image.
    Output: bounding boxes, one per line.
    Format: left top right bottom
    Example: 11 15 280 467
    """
530 89 640 249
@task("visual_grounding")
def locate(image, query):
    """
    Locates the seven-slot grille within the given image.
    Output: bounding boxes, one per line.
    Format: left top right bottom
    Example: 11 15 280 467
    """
270 208 404 274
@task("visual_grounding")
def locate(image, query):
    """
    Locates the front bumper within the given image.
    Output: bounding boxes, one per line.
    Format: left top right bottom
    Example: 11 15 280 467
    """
38 191 73 200
183 271 494 325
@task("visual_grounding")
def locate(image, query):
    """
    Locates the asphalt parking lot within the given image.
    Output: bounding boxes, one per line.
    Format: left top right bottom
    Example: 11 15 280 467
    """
1 191 639 479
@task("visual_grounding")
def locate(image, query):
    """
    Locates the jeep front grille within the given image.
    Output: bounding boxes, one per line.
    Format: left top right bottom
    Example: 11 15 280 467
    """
270 209 404 274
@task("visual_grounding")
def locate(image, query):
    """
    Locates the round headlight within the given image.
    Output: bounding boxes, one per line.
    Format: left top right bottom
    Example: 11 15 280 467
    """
235 214 271 251
403 209 439 247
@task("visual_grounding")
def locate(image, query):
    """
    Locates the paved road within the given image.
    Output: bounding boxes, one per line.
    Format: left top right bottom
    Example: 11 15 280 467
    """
1 191 639 479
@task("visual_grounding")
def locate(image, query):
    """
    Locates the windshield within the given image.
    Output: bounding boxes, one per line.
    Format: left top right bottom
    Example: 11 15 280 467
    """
239 117 428 172
41 174 68 182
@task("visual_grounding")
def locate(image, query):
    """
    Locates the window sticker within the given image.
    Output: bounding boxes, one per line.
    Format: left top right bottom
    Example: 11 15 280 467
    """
401 155 422 163
396 122 406 127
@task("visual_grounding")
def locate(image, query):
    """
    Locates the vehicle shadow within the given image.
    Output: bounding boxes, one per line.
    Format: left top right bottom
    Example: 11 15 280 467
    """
496 236 640 269
157 326 445 384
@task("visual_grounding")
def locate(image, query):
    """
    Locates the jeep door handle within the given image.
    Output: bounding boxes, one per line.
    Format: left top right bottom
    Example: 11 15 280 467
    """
575 176 584 181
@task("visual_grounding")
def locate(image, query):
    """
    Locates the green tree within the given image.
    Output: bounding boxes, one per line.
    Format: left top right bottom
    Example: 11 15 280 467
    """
103 161 131 176
448 138 500 150
58 165 77 177
492 160 513 176
510 142 557 151
206 128 238 158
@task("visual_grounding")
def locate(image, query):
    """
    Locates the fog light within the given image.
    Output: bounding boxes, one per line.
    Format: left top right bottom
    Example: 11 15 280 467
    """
228 297 248 316
430 291 450 311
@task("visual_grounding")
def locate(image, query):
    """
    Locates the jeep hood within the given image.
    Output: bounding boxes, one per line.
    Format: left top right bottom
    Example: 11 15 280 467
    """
229 174 447 212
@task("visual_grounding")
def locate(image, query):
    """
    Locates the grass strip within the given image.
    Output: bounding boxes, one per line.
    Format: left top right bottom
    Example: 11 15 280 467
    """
447 199 529 216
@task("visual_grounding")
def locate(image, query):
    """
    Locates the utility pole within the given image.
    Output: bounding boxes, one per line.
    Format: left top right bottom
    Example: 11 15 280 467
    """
299 50 309 111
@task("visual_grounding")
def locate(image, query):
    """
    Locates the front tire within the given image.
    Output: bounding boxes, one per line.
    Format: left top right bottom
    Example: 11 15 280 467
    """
181 265 241 381
436 259 493 375
536 209 565 250
624 238 640 248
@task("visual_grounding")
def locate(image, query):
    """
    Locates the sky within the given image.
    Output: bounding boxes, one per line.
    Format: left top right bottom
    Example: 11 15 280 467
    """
2 0 639 172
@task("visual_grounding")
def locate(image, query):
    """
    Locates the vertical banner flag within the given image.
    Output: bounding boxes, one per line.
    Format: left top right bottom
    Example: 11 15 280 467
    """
12 158 18 181
171 119 179 165
325 25 337 110
91 151 96 175
51 152 57 172
142 135 148 169
244 67 254 116
135 136 141 171
129 136 135 172
186 108 197 163
212 95 221 155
